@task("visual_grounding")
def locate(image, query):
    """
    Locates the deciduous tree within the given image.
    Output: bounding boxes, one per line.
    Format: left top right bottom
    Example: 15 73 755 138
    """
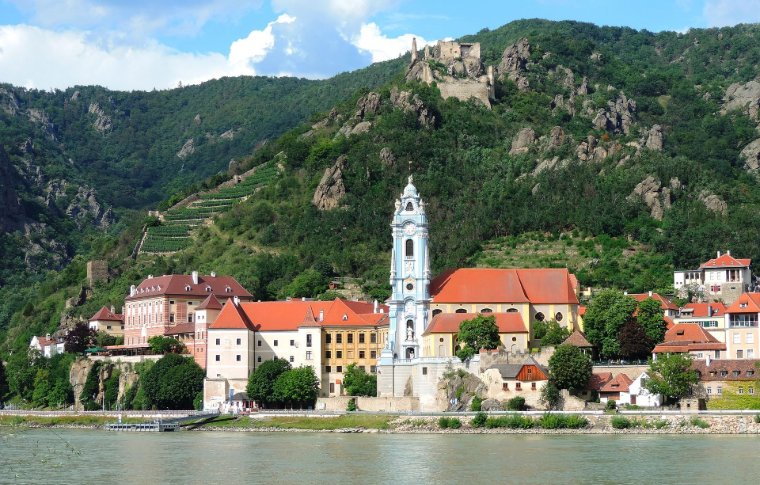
342 363 377 396
273 366 320 407
64 323 96 354
456 315 501 361
583 290 637 359
142 354 204 410
246 358 291 407
643 353 698 403
548 344 592 392
637 298 667 344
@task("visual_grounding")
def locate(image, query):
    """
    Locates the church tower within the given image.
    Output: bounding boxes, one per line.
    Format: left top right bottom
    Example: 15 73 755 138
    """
382 175 431 362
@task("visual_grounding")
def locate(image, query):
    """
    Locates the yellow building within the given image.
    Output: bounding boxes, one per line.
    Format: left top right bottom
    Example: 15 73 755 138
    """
422 312 529 357
88 306 124 337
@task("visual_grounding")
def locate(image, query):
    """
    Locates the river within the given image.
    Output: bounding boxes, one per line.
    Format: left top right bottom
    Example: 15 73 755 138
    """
1 429 759 484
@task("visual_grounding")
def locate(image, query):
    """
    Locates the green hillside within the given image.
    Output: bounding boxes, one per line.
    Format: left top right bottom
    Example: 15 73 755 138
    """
3 19 760 355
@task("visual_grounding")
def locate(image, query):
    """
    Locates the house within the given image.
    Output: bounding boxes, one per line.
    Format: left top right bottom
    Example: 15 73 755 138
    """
692 358 758 403
421 312 529 357
674 251 752 304
626 291 679 318
723 293 760 360
122 271 253 356
674 302 727 343
191 294 224 369
88 306 124 336
621 372 662 407
481 357 549 408
29 334 65 358
203 297 389 408
598 373 633 403
577 372 613 401
653 323 726 359
561 330 594 355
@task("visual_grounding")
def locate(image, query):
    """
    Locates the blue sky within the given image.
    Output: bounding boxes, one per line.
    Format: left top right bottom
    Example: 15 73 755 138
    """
0 0 758 90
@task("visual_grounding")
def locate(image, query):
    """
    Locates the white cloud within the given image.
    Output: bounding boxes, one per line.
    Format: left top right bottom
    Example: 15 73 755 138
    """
0 25 248 90
352 22 429 63
229 14 295 71
703 0 760 27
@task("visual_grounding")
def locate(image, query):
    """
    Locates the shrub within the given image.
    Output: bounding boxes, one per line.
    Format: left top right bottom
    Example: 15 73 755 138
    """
755 414 760 424
486 414 535 429
507 396 526 411
438 416 451 429
347 398 357 412
605 399 617 411
611 416 631 429
690 417 710 429
538 413 589 429
438 416 461 429
564 414 589 429
471 411 487 428
193 390 204 411
470 396 482 412
653 419 668 429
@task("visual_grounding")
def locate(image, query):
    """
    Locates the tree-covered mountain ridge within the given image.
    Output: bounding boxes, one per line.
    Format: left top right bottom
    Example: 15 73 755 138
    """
4 18 760 352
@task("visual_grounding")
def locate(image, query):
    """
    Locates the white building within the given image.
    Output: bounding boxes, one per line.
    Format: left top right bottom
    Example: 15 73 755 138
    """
621 372 662 407
674 251 752 303
29 334 65 358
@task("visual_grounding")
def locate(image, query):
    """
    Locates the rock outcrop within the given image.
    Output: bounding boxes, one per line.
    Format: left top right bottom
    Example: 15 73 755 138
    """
66 186 115 229
547 126 566 149
0 145 24 231
498 38 531 90
88 103 113 133
629 176 671 220
644 124 664 151
509 127 536 155
379 147 396 167
740 138 760 172
698 189 728 216
354 92 382 120
0 87 20 115
313 155 347 210
390 87 436 128
722 79 760 121
177 138 195 159
592 93 636 134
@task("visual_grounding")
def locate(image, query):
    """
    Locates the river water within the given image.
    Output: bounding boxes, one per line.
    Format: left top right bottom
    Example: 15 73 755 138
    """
1 429 759 484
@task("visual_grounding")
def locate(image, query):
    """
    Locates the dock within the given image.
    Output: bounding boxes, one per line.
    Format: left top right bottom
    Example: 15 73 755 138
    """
104 411 219 432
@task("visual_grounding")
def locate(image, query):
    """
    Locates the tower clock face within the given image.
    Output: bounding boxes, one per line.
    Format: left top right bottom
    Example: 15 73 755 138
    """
403 222 416 236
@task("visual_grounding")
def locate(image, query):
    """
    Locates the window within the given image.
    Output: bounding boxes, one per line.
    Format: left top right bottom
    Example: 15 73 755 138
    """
555 312 563 322
734 370 741 377
512 337 517 342
422 367 428 375
717 386 723 395
336 366 342 373
738 386 745 394
432 309 442 317
306 334 313 347
289 356 294 363
515 382 522 390
170 300 175 305
336 334 342 344
535 312 545 322
329 383 335 393
531 382 537 390
706 387 712 395
749 349 755 359
370 351 377 359
336 351 342 358
405 239 414 257
236 355 241 362
359 351 365 359
290 339 295 346
734 333 741 344
348 334 353 344
405 202 413 211
506 308 518 313
748 370 755 377
274 340 278 347
748 333 755 344
257 356 261 363
306 351 312 360
406 283 414 291
359 333 365 344
439 337 444 342
325 351 331 358
370 333 377 344
236 338 241 345
750 386 755 395
215 338 220 345
502 383 509 391
215 355 220 362
170 313 175 323
737 350 744 358
187 314 193 323
455 308 467 314
720 370 728 377
370 366 377 373
481 308 493 314
325 366 331 372
257 340 262 347
326 334 332 344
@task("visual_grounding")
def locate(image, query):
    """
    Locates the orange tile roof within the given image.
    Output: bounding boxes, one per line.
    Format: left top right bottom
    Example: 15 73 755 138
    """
700 253 751 269
423 313 527 335
600 373 633 393
628 293 678 311
126 274 252 301
587 372 613 391
653 323 726 353
209 300 256 331
680 302 727 318
430 268 578 304
89 306 123 322
692 359 759 381
196 294 224 310
562 330 592 347
663 316 675 330
726 293 760 314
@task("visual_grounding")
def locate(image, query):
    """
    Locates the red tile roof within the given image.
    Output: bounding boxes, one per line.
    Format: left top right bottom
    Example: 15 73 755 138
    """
692 359 759 381
430 268 578 304
700 253 751 269
209 300 257 331
587 372 613 391
600 373 632 393
33 336 56 348
562 330 592 347
164 323 196 335
423 312 527 335
89 306 124 322
680 302 727 318
126 274 252 301
653 323 726 353
628 293 678 311
196 294 224 311
726 293 760 314
663 316 675 330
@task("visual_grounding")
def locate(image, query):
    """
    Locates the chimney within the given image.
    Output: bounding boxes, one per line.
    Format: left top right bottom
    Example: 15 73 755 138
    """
717 251 721 258
708 305 713 317
624 291 628 295
302 297 306 301
110 305 115 314
373 299 378 313
46 333 50 340
727 250 731 256
319 310 324 322
130 285 136 296
210 271 216 277
648 290 653 297
233 296 240 306
192 271 199 285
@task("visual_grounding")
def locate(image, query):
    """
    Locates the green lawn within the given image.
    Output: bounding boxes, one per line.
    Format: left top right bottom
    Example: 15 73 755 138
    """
201 414 393 430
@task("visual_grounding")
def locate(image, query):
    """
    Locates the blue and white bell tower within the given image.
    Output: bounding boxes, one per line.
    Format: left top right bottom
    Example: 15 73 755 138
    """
381 175 431 363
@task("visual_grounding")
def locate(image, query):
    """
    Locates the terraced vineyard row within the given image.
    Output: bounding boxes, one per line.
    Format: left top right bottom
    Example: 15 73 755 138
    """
140 161 278 254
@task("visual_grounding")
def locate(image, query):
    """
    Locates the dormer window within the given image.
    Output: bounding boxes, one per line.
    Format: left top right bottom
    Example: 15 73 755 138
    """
676 330 685 335
206 286 212 292
343 314 348 321
225 286 232 293
185 285 191 291
157 285 161 291
405 202 413 211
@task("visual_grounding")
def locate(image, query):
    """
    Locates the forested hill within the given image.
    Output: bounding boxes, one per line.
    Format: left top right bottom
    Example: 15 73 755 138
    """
4 19 760 352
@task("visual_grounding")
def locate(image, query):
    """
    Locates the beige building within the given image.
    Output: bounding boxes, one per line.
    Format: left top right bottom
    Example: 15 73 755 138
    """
88 306 124 336
422 312 529 357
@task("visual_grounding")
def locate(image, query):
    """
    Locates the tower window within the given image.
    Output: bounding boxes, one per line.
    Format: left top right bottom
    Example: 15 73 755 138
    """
405 239 414 257
405 202 413 211
432 309 442 317
406 283 414 291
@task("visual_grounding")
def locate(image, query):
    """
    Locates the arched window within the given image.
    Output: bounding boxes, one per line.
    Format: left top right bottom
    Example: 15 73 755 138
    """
555 312 563 322
405 202 414 211
481 308 493 314
405 239 414 257
506 308 518 313
432 309 442 317
455 308 467 314
535 312 545 322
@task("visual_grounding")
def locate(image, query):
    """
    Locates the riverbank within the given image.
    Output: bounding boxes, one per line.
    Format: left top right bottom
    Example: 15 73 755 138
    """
3 412 760 434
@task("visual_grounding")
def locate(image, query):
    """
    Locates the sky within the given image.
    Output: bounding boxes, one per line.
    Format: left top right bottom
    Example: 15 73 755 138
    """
0 0 759 91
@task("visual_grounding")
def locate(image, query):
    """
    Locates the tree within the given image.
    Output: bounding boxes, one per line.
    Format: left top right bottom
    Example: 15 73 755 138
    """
342 363 377 396
637 298 667 344
617 320 653 360
5 351 39 401
246 358 291 407
548 344 592 392
583 290 637 359
456 315 501 361
64 322 96 353
540 320 571 346
273 366 320 407
148 336 185 354
643 353 699 403
0 359 8 405
142 354 204 409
